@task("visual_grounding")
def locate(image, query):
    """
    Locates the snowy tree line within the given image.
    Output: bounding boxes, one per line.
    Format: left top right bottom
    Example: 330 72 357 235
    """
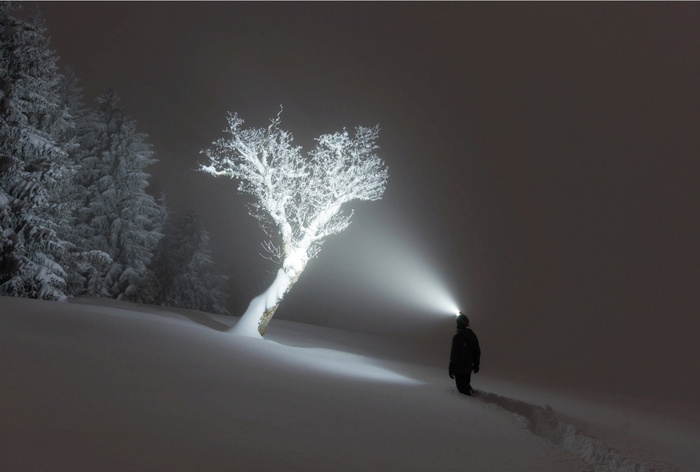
0 4 228 313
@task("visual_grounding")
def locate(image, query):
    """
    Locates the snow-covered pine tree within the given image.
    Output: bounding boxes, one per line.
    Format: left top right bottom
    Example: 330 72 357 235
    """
43 69 83 292
0 3 75 301
137 190 169 305
147 209 228 314
71 89 163 300
51 68 111 297
68 87 115 296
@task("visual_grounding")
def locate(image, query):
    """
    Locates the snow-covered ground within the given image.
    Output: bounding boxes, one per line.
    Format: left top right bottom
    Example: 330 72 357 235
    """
1 296 697 471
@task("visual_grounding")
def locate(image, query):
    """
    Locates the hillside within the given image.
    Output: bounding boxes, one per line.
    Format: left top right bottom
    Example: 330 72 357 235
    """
1 296 696 471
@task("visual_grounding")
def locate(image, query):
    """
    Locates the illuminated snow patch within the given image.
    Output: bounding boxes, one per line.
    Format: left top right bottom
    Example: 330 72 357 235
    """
268 343 422 385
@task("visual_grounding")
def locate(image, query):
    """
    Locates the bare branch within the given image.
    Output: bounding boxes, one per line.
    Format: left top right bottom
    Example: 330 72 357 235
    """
259 240 282 264
201 108 388 334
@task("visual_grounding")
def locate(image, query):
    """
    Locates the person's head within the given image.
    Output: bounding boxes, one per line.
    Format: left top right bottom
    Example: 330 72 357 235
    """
456 312 469 328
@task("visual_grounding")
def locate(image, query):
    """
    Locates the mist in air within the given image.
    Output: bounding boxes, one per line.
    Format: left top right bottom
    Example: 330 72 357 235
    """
30 1 700 405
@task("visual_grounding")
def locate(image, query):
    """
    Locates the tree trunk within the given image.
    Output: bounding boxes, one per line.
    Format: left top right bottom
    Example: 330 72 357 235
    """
257 304 280 336
256 269 304 335
230 268 292 338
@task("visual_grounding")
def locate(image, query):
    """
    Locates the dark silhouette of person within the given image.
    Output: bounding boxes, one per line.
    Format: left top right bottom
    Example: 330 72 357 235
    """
449 312 481 395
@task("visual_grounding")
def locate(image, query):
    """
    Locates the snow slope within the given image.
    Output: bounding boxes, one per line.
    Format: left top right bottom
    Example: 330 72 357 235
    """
1 296 697 471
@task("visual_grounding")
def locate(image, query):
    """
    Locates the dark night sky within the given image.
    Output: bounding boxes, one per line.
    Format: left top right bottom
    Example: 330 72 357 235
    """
33 2 700 401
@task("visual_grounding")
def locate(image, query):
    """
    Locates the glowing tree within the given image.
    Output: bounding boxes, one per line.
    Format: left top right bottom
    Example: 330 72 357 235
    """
200 110 388 337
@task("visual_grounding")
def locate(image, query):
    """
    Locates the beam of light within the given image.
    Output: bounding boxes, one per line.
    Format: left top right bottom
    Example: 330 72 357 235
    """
343 226 463 318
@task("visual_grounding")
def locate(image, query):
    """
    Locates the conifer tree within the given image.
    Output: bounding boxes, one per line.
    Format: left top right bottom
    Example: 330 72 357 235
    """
72 89 163 299
0 3 74 300
147 209 228 314
49 69 88 295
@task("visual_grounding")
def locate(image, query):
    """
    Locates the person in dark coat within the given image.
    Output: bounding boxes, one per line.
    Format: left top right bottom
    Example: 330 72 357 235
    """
449 312 481 395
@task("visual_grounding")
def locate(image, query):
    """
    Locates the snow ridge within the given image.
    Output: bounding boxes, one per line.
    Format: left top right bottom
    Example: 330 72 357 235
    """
476 391 679 472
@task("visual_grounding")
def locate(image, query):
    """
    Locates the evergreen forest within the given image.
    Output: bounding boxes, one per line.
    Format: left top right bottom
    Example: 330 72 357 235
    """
0 4 228 313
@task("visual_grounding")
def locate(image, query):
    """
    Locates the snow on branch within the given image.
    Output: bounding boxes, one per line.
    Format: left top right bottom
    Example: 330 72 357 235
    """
200 109 388 279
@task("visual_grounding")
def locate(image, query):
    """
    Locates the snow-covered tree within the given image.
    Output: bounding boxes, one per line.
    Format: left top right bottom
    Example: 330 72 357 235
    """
146 209 228 314
200 109 388 337
49 69 90 295
0 3 74 301
71 89 163 299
